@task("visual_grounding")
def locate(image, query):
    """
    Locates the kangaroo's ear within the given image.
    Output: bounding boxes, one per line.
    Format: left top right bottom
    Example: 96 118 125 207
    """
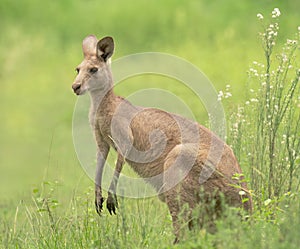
97 36 114 62
82 35 98 58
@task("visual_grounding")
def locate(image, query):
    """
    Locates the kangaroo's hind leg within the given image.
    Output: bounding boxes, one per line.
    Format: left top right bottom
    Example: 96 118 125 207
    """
162 144 201 243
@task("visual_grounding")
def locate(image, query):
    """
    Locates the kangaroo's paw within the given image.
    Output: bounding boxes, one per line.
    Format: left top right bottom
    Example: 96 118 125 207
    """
107 192 118 215
95 189 104 215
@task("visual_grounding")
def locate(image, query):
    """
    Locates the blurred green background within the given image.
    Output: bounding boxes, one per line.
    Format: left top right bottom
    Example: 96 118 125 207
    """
0 0 299 206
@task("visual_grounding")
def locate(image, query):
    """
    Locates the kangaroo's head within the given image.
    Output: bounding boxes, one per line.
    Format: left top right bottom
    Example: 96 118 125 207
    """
72 35 114 95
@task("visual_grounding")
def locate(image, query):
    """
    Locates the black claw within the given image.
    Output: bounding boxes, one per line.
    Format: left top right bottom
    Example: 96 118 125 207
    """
173 237 180 244
107 202 115 215
95 197 104 215
107 194 118 215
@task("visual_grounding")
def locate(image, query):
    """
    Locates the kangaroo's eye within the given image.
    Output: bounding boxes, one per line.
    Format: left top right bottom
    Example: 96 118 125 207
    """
75 68 80 74
89 67 98 74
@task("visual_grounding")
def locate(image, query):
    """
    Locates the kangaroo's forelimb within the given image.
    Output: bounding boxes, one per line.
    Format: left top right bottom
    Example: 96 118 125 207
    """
107 153 125 215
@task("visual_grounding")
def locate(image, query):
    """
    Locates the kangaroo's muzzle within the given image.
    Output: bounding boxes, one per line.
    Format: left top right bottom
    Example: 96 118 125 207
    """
72 83 81 95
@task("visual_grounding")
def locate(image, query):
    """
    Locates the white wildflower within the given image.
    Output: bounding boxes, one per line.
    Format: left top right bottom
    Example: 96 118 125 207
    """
272 8 281 18
252 68 257 74
233 122 239 129
287 39 298 45
217 90 223 101
225 92 232 98
257 13 264 20
264 199 272 206
239 191 246 196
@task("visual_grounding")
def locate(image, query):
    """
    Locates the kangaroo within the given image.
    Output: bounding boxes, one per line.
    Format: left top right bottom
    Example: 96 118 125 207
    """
71 35 252 243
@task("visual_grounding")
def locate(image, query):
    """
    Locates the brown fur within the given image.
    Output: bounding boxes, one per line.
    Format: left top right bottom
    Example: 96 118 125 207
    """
72 35 252 242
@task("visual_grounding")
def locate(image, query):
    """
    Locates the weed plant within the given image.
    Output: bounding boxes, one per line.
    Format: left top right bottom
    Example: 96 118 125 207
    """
228 8 300 210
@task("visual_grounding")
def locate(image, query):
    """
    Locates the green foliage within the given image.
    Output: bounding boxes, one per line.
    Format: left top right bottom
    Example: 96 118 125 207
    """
1 1 300 248
228 8 300 208
2 184 300 248
2 184 172 248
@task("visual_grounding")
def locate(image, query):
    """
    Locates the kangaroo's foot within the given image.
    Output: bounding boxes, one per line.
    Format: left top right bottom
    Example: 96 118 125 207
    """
173 237 180 244
107 192 118 215
95 186 104 215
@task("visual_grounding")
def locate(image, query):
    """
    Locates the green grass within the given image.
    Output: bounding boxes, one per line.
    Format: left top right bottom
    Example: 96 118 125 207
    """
2 184 172 248
2 184 300 248
1 0 300 248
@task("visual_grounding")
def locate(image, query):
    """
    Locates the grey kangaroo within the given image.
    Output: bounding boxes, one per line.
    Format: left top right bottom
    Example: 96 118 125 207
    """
71 35 252 242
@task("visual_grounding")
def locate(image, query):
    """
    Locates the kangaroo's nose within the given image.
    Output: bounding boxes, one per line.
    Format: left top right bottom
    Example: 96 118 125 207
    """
72 83 81 94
